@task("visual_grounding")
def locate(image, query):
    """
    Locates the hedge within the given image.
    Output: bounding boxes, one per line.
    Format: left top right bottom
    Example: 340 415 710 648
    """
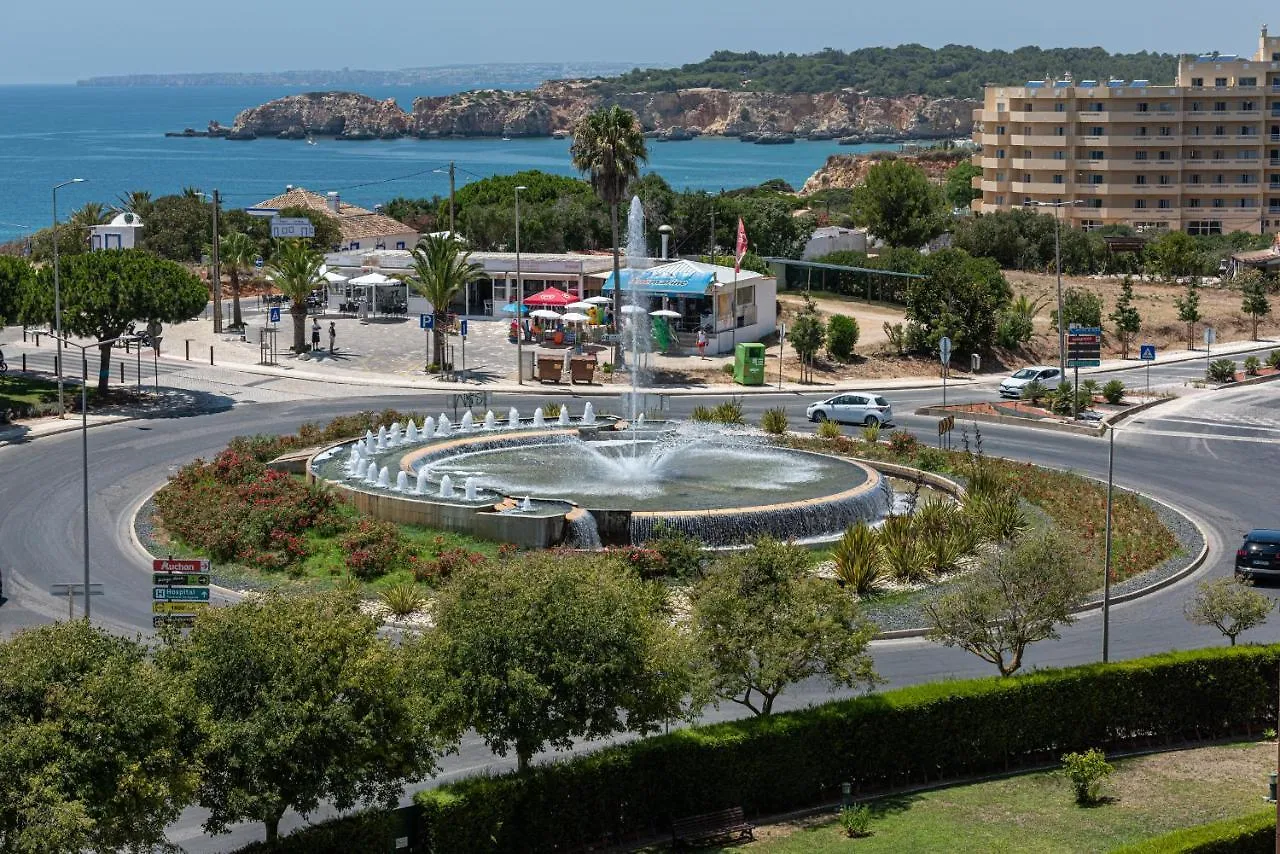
1110 809 1275 853
415 646 1280 853
230 810 396 853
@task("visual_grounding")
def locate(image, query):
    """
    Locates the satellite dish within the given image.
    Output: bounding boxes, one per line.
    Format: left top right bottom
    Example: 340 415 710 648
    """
123 212 135 224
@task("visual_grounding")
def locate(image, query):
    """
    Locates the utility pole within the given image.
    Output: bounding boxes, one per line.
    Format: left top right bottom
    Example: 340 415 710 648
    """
211 189 223 334
1102 424 1115 662
448 161 456 235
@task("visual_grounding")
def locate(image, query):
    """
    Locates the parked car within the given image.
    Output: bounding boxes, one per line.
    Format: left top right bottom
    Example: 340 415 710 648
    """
1235 529 1280 582
806 394 894 426
999 365 1063 398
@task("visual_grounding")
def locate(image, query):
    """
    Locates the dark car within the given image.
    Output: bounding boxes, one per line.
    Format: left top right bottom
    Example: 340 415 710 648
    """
1235 529 1280 582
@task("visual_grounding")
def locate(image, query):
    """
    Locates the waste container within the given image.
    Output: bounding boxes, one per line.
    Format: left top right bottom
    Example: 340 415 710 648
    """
733 342 766 386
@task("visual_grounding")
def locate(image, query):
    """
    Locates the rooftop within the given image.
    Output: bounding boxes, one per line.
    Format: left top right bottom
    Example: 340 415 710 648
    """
253 187 416 244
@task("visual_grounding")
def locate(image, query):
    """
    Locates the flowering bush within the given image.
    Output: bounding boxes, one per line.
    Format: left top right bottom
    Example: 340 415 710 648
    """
412 537 487 583
340 519 410 580
887 429 919 457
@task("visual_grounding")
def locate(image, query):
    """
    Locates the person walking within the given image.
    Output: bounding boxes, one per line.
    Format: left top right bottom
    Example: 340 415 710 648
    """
696 328 708 360
311 319 321 352
328 321 336 353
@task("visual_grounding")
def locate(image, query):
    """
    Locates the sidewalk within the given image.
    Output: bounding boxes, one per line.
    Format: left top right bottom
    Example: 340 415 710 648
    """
0 413 132 446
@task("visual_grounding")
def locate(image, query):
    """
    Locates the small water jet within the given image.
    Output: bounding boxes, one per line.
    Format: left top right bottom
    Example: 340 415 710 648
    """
460 411 475 431
405 421 419 443
395 471 408 492
376 466 390 488
465 477 477 501
532 407 545 428
558 406 571 426
423 416 435 439
582 402 596 425
436 414 452 436
415 468 429 495
484 410 496 430
521 496 533 512
508 407 519 427
439 474 455 499
364 430 376 455
376 425 388 451
364 460 378 484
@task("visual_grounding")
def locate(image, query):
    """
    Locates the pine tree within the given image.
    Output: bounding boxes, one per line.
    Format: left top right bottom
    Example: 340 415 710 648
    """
1107 276 1142 359
1241 277 1272 341
1174 279 1202 350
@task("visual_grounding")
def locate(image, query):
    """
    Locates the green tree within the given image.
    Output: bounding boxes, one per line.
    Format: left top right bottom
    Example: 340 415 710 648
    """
0 621 199 853
407 234 485 368
1145 231 1202 280
1184 577 1274 645
0 255 36 326
68 201 111 232
1108 276 1142 359
1174 279 1203 350
571 106 649 363
826 313 859 360
924 528 1089 676
219 231 257 330
35 249 206 393
903 248 1012 354
141 193 213 262
266 239 325 354
1240 274 1272 341
849 159 946 249
691 538 878 715
114 189 153 220
1050 287 1103 330
787 295 825 382
943 161 982 210
159 591 444 844
425 552 692 773
276 205 343 252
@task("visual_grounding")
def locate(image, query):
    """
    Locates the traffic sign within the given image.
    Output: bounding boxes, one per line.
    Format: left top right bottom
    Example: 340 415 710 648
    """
269 306 281 323
1204 327 1216 346
420 313 434 330
937 415 956 436
939 336 952 364
153 615 197 629
1139 344 1156 361
152 558 210 573
459 319 468 338
153 586 210 602
254 256 264 268
153 572 210 586
153 601 209 614
1067 326 1102 368
270 216 315 239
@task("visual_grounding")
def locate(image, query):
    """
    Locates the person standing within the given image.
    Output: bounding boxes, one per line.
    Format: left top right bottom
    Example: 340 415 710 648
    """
696 328 708 359
311 319 321 351
328 321 337 353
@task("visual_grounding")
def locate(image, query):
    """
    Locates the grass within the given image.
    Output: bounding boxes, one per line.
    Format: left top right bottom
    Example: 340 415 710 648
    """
696 742 1275 854
0 374 98 416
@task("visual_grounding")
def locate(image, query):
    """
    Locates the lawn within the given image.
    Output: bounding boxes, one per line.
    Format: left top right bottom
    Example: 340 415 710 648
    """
699 742 1274 854
0 374 95 417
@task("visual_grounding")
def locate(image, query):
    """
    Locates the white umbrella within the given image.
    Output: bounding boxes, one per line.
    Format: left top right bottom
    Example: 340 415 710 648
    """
323 271 348 284
349 272 396 285
561 312 590 322
585 296 613 305
620 304 648 314
566 301 594 311
649 309 681 318
530 309 563 320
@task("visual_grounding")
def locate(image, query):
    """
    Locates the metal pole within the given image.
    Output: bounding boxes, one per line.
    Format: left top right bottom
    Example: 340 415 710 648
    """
1055 204 1066 377
153 347 159 393
81 351 90 619
515 186 524 385
1102 424 1115 662
211 190 223 334
53 185 64 418
136 345 141 391
777 324 784 390
448 161 456 235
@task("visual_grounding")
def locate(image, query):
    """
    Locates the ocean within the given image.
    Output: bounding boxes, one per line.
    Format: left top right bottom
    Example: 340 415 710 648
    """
0 84 896 244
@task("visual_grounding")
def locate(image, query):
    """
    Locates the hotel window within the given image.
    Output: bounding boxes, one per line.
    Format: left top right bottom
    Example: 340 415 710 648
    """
1189 198 1202 207
1135 174 1148 185
996 149 1006 159
1055 126 1066 136
1136 102 1149 112
395 241 406 250
1272 175 1280 186
1159 175 1172 185
1213 150 1227 160
1241 77 1257 87
1089 126 1105 136
1136 127 1149 137
1079 219 1101 230
1024 103 1033 112
1191 77 1204 87
1089 174 1104 184
1086 198 1103 208
1158 151 1172 161
1241 126 1256 136
997 102 1006 112
1052 174 1064 184
1190 175 1203 184
1188 220 1223 234
1158 199 1172 209
1212 198 1226 208
1240 174 1255 183
996 172 1005 181
1053 150 1066 159
1213 174 1225 184
1089 150 1105 160
997 125 1006 135
1215 78 1228 87
1191 101 1203 112
1159 126 1172 136
995 195 1005 204
1134 150 1148 160
1133 199 1147 209
1214 101 1227 112
1090 103 1104 112
1214 125 1226 136
1054 102 1066 112
1242 100 1256 111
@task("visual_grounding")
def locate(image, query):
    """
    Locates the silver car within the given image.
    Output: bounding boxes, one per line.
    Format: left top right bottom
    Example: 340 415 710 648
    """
806 393 894 426
999 365 1062 398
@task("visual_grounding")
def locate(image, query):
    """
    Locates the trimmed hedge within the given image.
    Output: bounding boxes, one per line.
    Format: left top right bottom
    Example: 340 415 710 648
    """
230 811 395 853
415 646 1280 853
1110 809 1275 853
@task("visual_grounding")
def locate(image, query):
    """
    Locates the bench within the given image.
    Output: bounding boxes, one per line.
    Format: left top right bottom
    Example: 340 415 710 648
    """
569 356 597 384
670 806 754 848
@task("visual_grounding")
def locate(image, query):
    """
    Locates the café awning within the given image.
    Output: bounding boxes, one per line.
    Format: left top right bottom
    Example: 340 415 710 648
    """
602 261 718 296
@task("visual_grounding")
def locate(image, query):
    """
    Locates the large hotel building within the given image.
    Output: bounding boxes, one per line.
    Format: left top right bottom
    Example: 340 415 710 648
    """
971 26 1280 234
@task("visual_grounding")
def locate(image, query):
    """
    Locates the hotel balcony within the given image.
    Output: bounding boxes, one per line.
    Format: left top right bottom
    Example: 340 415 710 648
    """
1010 134 1069 146
1011 157 1071 169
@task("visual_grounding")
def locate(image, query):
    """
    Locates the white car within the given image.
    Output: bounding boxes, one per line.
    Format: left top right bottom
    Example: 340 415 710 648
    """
999 365 1062 398
806 394 894 426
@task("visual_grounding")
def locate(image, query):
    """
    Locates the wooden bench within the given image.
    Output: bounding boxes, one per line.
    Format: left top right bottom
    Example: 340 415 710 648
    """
670 806 754 848
535 356 565 384
569 357 597 385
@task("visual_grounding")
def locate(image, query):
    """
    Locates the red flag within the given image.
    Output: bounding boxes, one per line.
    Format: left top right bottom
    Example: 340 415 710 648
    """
734 217 748 274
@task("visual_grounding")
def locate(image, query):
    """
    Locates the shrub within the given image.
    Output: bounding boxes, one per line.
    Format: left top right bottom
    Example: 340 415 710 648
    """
883 321 907 355
1080 378 1100 400
839 804 872 838
914 446 947 472
541 401 561 418
826 314 860 360
1061 748 1114 805
1207 358 1237 384
1110 809 1275 854
760 407 789 434
380 583 427 618
1049 380 1091 417
1019 379 1048 405
1268 350 1280 370
230 810 395 853
861 423 881 444
887 429 919 457
721 363 734 376
966 490 1028 543
879 514 930 582
1050 287 1104 330
646 525 706 579
340 519 409 580
832 522 884 597
690 404 713 421
692 399 744 424
816 419 842 440
1102 379 1125 404
1244 355 1262 376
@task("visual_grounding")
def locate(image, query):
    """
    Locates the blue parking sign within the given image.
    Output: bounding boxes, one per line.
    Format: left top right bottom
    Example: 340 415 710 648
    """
459 319 468 338
420 313 434 330
1139 344 1156 361
269 306 281 323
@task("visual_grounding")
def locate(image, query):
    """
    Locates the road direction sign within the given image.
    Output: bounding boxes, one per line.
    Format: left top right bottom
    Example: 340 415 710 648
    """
1204 326 1216 346
153 572 210 586
153 601 209 615
459 319 468 338
939 336 952 364
420 313 434 330
1067 326 1102 368
152 558 210 573
937 415 956 436
1139 344 1156 361
269 306 281 323
153 615 197 629
270 216 315 239
153 586 210 602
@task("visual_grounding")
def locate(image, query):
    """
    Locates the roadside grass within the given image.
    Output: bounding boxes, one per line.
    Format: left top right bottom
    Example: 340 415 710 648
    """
0 374 97 416
691 741 1273 854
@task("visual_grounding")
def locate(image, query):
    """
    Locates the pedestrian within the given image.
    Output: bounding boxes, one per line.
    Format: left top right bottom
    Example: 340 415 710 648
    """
328 321 336 353
696 328 708 360
311 319 321 351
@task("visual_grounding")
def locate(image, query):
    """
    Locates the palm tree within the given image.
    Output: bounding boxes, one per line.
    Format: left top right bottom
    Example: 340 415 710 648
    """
69 202 110 230
408 233 484 368
115 190 153 219
220 231 257 329
266 239 324 353
570 106 648 364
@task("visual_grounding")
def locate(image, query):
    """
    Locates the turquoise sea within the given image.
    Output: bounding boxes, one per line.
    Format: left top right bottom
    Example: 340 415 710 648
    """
0 84 896 244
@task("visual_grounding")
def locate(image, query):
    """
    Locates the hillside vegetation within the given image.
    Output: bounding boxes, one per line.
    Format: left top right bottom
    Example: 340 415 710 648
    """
598 45 1178 98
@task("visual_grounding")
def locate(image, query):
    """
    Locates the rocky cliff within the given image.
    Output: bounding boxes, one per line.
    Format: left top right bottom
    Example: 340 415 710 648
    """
231 83 977 141
801 151 970 194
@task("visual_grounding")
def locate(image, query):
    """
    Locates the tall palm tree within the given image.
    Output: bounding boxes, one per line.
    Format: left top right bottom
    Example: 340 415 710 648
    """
570 106 648 364
220 231 257 329
265 239 324 353
69 202 110 230
408 233 484 368
115 190 153 219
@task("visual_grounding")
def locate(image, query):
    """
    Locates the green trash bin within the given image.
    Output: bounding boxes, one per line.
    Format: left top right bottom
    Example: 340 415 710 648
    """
733 342 766 386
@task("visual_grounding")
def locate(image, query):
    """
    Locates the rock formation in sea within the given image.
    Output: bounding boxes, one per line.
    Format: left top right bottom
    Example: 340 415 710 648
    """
231 91 411 137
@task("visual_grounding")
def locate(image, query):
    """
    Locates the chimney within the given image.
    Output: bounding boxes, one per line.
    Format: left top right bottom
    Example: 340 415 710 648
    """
327 191 340 213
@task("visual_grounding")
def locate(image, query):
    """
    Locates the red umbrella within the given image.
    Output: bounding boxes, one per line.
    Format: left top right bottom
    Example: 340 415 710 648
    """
522 287 575 307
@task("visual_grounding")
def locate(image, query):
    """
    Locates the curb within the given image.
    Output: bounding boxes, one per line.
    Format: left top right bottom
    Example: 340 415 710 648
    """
0 414 135 447
914 404 1104 437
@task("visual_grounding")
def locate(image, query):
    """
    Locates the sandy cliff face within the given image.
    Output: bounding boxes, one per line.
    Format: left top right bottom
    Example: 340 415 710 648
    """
233 84 977 140
800 151 970 194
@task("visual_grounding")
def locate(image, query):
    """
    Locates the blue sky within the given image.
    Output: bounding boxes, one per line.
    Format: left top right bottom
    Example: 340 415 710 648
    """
0 0 1270 83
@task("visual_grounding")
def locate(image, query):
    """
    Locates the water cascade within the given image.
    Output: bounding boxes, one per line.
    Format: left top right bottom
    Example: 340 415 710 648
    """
395 471 408 492
484 410 496 430
439 474 455 499
558 406 571 426
532 407 545 428
564 511 602 549
582 402 595 425
460 411 475 431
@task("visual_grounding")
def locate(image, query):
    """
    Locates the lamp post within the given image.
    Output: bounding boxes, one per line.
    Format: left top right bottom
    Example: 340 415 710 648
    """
194 191 224 334
1023 199 1083 376
433 163 457 235
52 178 87 418
515 185 527 385
1101 423 1116 662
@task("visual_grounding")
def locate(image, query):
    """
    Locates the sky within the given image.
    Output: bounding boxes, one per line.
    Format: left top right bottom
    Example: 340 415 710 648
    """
0 0 1271 83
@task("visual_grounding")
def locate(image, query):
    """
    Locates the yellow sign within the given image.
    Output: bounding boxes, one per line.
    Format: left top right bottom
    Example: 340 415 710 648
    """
152 601 209 614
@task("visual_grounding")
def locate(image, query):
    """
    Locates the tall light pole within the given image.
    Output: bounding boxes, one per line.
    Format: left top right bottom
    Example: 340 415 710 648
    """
1101 423 1116 662
1024 199 1083 376
52 178 87 418
433 163 457 235
514 185 527 385
194 190 224 333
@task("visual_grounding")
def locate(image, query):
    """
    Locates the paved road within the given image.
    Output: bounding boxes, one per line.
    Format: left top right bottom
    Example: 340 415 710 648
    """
1 365 1277 849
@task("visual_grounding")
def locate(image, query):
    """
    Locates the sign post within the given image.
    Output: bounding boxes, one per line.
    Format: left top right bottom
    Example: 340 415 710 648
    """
1067 326 1102 419
939 335 952 414
459 319 468 383
777 322 786 390
1204 326 1215 375
151 558 210 629
420 313 434 374
1139 343 1156 395
937 414 955 448
50 582 103 620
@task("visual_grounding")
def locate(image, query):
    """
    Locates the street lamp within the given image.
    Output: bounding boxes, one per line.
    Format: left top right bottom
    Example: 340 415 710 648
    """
433 163 456 235
193 191 223 334
52 178 88 418
1023 199 1084 376
514 185 527 385
1101 422 1116 662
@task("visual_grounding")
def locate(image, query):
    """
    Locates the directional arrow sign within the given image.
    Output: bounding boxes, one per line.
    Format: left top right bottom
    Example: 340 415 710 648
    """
152 558 210 573
153 572 210 586
154 615 197 629
153 601 210 614
153 586 210 602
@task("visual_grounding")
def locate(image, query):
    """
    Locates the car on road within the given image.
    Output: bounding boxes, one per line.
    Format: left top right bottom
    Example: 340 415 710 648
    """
1235 529 1280 582
999 365 1063 398
806 393 894 426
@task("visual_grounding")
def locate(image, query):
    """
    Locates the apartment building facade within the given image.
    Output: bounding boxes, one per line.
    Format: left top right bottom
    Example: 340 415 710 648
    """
971 26 1280 234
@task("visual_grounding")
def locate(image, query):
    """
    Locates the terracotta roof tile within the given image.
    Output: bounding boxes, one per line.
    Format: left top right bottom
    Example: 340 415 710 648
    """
254 186 416 244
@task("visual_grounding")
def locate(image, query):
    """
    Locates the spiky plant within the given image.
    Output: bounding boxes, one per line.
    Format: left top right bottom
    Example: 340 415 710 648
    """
879 514 930 583
966 490 1029 544
832 522 884 597
380 583 426 619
